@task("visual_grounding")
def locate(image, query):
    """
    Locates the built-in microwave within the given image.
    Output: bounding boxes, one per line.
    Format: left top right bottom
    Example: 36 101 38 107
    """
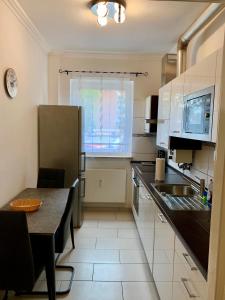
183 86 215 142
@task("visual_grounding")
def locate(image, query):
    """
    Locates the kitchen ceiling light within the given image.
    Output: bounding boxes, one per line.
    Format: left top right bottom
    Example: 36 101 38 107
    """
97 2 108 17
89 0 126 26
98 15 108 26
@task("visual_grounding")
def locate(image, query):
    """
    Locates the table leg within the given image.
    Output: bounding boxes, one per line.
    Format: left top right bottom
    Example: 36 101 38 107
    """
45 235 56 300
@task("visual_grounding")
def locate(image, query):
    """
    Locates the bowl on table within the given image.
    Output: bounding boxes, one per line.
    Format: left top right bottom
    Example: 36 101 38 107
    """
10 198 42 212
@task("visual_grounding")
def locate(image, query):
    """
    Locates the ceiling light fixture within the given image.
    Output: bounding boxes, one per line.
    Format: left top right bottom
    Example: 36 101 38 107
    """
89 0 127 27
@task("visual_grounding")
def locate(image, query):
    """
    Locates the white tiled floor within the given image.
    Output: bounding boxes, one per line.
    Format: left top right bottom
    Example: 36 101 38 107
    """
5 210 159 300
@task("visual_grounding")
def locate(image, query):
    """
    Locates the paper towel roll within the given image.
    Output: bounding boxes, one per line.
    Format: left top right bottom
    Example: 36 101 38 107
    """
155 158 165 182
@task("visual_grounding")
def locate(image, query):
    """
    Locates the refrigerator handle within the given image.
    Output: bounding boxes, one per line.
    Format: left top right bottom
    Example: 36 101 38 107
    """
81 152 86 172
80 177 86 198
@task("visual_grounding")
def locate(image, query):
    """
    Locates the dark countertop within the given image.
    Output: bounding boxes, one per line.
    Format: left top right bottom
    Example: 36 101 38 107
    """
131 162 211 280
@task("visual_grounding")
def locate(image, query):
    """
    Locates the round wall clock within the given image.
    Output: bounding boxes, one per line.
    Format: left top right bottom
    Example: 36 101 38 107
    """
5 68 18 99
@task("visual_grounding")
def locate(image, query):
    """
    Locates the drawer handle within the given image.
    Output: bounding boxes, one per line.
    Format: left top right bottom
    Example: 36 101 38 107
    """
173 130 180 133
181 278 198 298
183 253 198 271
157 213 167 223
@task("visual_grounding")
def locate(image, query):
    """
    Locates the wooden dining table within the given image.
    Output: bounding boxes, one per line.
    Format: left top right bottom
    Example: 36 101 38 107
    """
2 188 70 300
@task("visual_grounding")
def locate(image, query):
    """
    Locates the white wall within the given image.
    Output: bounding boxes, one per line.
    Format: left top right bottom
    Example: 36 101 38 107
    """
0 0 48 207
168 144 215 189
187 9 225 67
48 52 162 206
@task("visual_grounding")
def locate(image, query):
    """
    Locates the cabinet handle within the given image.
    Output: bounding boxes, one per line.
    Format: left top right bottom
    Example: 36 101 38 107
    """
183 253 198 271
146 194 151 199
80 177 86 198
157 213 167 223
181 278 198 298
173 130 180 134
160 142 165 145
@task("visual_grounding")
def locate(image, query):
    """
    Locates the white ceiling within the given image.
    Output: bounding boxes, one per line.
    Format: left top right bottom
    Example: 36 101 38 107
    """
18 0 208 53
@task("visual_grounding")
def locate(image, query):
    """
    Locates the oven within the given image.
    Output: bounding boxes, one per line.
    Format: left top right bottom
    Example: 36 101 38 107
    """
183 86 214 141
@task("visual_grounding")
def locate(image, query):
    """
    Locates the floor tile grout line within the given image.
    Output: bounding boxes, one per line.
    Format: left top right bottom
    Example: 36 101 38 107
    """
92 264 94 281
121 281 125 300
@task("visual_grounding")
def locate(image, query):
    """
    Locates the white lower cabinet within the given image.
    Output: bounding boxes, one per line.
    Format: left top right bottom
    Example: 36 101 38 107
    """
138 182 155 272
153 204 175 300
132 177 208 300
173 236 208 300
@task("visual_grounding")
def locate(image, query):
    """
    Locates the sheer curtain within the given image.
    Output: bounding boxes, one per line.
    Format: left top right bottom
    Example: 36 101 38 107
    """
70 76 133 157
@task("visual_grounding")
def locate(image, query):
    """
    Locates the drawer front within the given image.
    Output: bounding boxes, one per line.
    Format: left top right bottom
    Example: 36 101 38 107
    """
155 282 173 300
153 205 175 284
137 182 155 272
174 236 208 299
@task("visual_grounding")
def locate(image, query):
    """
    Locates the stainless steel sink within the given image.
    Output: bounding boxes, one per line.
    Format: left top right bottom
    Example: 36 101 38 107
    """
153 184 209 211
154 184 196 197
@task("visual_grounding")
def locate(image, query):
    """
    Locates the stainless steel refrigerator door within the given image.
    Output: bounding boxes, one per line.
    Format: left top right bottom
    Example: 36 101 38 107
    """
38 105 80 187
74 176 85 228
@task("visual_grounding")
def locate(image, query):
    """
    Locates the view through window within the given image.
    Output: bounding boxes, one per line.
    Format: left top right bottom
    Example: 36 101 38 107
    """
70 77 133 157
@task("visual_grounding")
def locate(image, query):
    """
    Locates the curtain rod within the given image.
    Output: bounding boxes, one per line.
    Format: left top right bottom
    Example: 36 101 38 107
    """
59 69 148 77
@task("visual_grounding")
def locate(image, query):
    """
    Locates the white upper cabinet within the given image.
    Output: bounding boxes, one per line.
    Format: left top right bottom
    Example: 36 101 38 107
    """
158 82 172 120
157 48 223 144
157 82 172 149
169 74 185 137
183 51 217 96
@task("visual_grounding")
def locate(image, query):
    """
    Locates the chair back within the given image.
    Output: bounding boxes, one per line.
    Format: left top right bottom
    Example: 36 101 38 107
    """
37 168 65 188
55 178 79 253
0 211 35 291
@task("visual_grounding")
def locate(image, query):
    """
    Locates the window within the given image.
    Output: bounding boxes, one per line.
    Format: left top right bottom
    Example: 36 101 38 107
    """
70 77 133 157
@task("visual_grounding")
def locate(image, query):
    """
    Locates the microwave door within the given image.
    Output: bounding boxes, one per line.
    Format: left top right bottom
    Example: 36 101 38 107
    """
185 99 205 134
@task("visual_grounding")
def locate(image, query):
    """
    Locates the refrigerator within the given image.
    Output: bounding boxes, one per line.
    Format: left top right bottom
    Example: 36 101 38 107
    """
38 105 86 228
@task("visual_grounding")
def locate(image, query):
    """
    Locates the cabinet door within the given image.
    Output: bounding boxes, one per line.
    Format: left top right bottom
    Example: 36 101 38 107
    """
156 119 170 149
138 182 155 272
169 75 185 137
173 236 208 300
157 82 171 149
183 51 217 96
158 82 172 119
153 203 175 300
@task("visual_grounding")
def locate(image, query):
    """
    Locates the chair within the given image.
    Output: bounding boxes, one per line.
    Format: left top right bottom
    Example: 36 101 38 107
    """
55 178 79 253
36 171 79 295
37 168 65 188
0 211 45 300
54 178 79 294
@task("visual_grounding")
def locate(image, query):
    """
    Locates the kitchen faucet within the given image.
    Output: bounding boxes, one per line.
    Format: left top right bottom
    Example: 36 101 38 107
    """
195 176 205 196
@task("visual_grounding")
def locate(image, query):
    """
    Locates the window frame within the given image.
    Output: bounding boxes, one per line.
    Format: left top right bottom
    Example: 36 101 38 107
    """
70 76 134 158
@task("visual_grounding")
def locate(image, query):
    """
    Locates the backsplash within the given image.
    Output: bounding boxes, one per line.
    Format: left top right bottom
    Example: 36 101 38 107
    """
132 99 157 161
167 144 215 188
